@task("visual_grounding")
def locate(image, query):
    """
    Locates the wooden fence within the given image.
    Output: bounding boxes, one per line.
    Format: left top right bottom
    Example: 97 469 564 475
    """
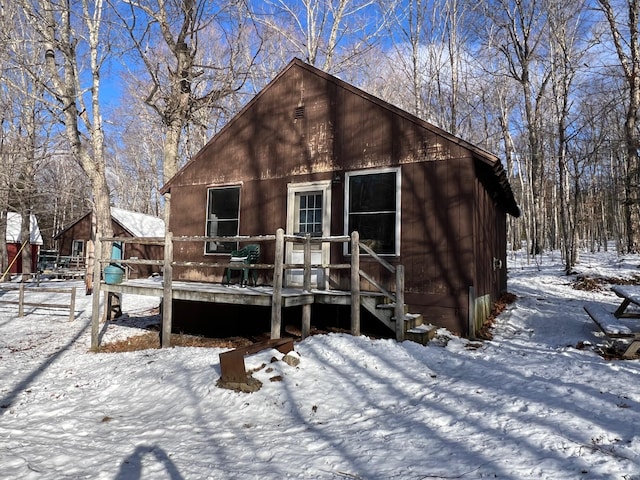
0 284 77 322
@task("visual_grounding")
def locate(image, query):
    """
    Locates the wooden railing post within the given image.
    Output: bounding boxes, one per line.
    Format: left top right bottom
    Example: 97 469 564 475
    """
18 283 24 317
161 232 173 348
303 234 311 292
302 234 311 339
271 228 284 339
69 287 76 322
350 231 360 336
395 264 405 341
91 237 102 349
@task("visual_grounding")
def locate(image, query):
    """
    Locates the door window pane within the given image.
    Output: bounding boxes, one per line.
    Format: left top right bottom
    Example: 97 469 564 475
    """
296 192 323 236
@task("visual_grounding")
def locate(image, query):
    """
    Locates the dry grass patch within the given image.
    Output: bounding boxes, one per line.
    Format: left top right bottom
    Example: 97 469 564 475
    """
96 332 254 353
572 274 640 292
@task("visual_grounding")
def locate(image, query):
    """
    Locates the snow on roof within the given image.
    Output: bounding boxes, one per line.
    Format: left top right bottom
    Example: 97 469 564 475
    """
111 207 165 237
6 212 43 245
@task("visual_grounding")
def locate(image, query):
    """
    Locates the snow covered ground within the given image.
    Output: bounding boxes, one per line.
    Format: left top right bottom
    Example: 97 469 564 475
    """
2 249 640 479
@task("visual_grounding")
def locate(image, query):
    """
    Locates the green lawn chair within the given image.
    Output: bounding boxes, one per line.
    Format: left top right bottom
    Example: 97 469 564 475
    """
225 244 260 286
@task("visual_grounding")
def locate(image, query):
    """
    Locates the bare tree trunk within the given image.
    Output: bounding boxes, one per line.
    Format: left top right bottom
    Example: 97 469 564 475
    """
0 128 8 281
481 0 551 257
11 0 113 277
119 0 259 227
36 0 113 292
599 0 640 252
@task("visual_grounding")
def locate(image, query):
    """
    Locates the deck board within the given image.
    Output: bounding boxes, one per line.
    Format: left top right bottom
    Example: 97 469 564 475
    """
100 279 332 307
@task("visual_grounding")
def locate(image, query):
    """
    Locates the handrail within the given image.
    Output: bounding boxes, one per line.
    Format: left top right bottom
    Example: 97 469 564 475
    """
357 241 396 274
93 229 407 346
356 239 404 340
99 230 404 305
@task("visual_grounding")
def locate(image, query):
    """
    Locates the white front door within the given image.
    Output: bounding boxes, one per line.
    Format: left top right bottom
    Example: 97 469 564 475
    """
286 181 332 288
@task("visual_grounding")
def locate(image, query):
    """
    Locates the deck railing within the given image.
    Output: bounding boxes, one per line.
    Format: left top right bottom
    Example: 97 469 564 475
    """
94 228 405 347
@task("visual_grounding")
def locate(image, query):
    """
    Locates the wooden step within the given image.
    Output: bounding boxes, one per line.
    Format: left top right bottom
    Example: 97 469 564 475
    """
377 302 409 315
361 296 394 330
361 297 429 341
405 324 438 345
400 313 423 330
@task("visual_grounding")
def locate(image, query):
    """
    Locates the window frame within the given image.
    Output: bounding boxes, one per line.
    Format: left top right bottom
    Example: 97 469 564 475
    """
204 185 241 255
71 239 85 258
343 167 401 256
294 191 324 237
286 181 332 240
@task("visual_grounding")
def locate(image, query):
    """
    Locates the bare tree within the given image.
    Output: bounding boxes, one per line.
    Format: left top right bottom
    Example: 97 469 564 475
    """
116 0 260 227
479 0 551 256
597 0 640 253
109 89 164 216
385 0 439 119
394 0 473 135
13 0 114 292
255 0 391 74
0 2 46 280
547 0 593 272
0 118 11 280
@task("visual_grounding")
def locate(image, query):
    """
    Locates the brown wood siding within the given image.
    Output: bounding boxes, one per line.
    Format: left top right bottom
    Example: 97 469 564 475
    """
56 215 161 278
166 61 516 336
169 67 461 189
473 161 509 302
397 157 475 334
7 243 39 273
57 216 92 258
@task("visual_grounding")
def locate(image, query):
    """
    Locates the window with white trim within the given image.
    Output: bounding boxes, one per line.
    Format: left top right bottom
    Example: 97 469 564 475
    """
295 192 323 236
72 239 84 258
205 186 240 253
346 169 400 255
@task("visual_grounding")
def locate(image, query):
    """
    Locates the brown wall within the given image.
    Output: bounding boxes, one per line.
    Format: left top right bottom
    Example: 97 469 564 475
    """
57 215 92 258
57 215 162 278
167 62 510 335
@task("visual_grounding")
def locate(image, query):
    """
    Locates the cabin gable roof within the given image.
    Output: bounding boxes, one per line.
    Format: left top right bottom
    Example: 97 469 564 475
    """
160 58 519 217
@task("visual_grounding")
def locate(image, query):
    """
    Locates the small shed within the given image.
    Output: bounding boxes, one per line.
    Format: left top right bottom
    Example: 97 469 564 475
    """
6 212 43 274
54 207 165 278
160 59 520 337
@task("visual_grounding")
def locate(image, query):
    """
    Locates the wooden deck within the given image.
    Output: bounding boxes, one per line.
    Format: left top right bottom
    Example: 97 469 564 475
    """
99 278 353 308
91 229 406 349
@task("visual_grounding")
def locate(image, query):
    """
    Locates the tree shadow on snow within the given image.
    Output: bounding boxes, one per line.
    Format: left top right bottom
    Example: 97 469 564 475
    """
0 320 89 415
115 445 183 480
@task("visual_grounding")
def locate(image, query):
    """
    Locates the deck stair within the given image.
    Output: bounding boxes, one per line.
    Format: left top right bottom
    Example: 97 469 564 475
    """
361 295 437 344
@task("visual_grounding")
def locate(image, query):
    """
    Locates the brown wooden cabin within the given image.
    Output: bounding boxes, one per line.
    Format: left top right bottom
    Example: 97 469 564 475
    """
6 212 42 274
160 58 520 337
53 207 165 279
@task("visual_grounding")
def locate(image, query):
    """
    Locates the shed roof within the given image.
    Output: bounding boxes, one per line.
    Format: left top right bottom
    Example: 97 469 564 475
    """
53 208 165 239
111 208 165 237
161 58 519 217
6 212 43 245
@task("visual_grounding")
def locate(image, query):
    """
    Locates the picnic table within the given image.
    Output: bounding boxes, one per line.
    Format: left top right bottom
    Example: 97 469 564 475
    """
584 285 640 358
611 285 640 318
